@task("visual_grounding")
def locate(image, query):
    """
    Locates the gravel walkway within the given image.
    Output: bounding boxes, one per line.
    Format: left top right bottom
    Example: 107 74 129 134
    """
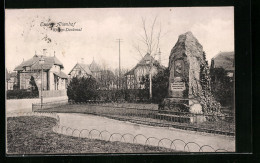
56 113 235 152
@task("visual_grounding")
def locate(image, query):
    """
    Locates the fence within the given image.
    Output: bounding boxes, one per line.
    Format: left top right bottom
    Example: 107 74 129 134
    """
32 100 68 111
53 124 231 152
32 100 235 136
7 111 232 152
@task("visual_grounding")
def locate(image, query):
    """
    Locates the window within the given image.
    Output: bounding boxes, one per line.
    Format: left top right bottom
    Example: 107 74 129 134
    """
25 67 31 71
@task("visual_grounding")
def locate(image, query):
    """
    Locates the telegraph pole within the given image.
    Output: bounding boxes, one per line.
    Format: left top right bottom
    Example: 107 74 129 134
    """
116 39 122 89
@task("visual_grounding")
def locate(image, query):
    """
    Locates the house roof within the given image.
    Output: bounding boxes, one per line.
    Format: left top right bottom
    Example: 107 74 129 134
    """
53 71 68 79
138 53 156 65
89 59 101 72
9 72 17 77
68 63 93 76
14 55 64 71
124 53 164 76
211 51 234 71
78 63 92 75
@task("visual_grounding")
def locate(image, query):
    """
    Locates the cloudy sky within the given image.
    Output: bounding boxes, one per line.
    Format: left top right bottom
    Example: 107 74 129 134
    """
5 7 234 74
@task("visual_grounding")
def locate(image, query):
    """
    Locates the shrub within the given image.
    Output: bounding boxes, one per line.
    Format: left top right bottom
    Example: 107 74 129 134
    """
67 77 99 102
152 68 169 103
7 89 39 99
210 68 234 108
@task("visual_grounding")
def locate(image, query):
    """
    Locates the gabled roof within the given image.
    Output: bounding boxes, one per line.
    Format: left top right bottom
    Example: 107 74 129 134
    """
9 72 17 77
54 71 68 79
14 55 64 71
89 59 101 72
138 53 156 65
124 53 164 76
78 63 92 75
211 51 234 71
68 63 92 75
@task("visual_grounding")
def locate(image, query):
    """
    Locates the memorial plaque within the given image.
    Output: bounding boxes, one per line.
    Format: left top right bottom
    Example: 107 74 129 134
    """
174 60 184 78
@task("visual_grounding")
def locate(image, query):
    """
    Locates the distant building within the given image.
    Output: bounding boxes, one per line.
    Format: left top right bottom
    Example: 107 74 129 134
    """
68 59 117 90
210 51 235 78
14 50 68 97
89 59 102 80
124 53 165 89
6 70 18 90
99 70 117 90
68 63 93 79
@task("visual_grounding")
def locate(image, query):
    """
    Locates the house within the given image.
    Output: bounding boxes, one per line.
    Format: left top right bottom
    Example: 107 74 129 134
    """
210 51 235 79
68 59 117 90
89 59 102 80
14 50 68 97
6 70 18 90
68 62 93 79
99 70 117 90
124 53 165 89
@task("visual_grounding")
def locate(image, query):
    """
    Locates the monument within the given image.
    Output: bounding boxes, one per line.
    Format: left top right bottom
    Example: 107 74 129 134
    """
160 31 208 122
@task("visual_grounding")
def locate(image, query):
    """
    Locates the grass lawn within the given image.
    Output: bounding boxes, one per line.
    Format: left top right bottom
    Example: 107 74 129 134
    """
7 116 177 154
39 104 235 134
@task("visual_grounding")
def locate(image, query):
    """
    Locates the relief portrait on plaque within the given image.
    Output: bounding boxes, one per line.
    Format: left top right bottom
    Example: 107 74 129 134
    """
174 60 184 78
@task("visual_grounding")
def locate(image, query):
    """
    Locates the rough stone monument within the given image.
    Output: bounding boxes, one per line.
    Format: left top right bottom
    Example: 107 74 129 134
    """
160 31 207 122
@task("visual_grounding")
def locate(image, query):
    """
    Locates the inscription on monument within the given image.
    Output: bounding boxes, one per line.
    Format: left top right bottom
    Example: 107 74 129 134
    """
170 82 185 91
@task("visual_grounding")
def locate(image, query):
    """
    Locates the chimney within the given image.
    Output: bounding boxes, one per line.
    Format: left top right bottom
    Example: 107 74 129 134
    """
81 58 84 64
43 49 47 56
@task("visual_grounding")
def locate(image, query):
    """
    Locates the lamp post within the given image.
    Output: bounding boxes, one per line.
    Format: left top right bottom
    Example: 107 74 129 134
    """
39 56 45 109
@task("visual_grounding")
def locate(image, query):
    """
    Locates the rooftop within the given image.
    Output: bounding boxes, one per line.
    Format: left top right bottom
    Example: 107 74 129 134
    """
14 55 64 71
211 51 234 71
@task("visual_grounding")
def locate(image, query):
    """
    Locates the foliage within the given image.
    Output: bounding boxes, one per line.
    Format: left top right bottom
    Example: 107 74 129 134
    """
151 68 169 103
197 58 222 115
67 77 149 102
7 89 39 99
210 68 234 108
29 76 38 92
67 76 99 102
138 68 169 103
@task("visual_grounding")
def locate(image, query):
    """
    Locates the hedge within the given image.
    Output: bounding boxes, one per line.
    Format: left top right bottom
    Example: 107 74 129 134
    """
7 89 39 99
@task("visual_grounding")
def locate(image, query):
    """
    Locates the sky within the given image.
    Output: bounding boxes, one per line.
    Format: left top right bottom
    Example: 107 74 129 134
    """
5 7 234 74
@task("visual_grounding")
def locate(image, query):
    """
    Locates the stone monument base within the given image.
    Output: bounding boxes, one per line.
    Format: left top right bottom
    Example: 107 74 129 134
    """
159 98 190 112
156 113 206 124
158 98 206 123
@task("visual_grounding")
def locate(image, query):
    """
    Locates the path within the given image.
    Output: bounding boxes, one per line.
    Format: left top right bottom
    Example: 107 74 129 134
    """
55 113 235 152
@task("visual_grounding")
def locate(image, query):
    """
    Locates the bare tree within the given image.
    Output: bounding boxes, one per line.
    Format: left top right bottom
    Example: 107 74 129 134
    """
133 16 162 59
132 16 162 100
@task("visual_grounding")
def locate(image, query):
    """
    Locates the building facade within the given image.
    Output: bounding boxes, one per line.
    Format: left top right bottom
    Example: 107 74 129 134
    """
68 59 117 90
124 53 165 89
68 63 92 79
14 53 68 97
6 70 18 90
210 51 235 79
